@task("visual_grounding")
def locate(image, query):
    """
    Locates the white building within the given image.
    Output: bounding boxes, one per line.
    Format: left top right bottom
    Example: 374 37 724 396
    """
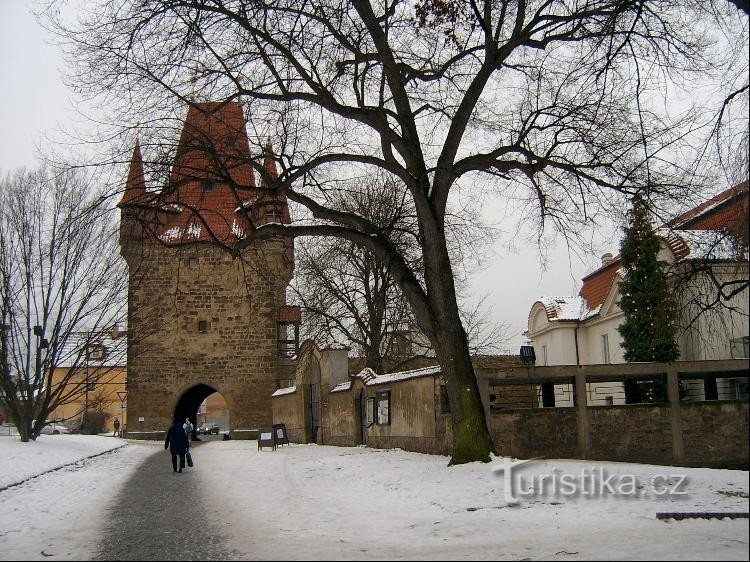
526 181 749 406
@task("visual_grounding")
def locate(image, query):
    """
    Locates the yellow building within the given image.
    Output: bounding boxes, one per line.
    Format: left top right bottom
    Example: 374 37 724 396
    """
49 328 128 434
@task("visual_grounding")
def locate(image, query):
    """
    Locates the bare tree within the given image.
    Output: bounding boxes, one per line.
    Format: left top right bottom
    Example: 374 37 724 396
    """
293 175 509 373
48 0 745 463
292 174 418 374
0 167 126 442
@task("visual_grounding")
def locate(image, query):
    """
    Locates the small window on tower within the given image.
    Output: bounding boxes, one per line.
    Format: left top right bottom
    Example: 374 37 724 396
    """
187 256 198 269
202 180 216 193
198 320 209 333
265 207 282 223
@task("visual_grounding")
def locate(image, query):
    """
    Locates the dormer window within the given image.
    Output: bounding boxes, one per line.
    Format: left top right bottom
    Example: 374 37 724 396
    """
202 179 216 193
87 343 107 361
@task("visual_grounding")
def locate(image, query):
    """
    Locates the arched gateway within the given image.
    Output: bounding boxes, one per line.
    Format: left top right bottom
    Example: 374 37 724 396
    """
119 102 299 438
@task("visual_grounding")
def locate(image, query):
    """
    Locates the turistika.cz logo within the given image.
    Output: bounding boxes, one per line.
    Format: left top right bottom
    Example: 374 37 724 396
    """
492 458 690 504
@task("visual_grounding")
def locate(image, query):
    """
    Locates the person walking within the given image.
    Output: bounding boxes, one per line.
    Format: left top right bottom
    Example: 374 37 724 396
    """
113 418 121 437
164 417 189 473
183 417 193 445
183 417 195 468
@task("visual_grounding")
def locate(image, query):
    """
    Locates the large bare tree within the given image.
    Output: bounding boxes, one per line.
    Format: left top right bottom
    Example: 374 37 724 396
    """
0 167 126 442
49 0 747 463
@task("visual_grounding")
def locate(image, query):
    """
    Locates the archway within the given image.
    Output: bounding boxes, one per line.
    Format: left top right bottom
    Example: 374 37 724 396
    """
174 384 230 440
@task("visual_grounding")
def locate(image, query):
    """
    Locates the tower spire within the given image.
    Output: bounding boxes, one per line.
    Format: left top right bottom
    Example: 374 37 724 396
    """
120 140 146 206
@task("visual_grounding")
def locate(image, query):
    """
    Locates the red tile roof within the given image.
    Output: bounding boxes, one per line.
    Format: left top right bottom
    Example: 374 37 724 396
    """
278 305 301 323
121 141 146 206
664 181 749 231
575 180 749 314
170 102 256 188
120 102 292 248
578 259 622 314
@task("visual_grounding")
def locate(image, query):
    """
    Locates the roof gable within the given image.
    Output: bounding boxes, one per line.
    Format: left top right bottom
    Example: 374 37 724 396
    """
579 259 622 314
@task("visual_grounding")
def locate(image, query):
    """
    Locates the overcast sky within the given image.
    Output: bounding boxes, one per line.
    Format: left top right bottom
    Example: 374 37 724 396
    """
0 2 614 352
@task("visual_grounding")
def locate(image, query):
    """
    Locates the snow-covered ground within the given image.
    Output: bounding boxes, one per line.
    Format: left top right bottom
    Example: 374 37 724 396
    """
0 433 748 560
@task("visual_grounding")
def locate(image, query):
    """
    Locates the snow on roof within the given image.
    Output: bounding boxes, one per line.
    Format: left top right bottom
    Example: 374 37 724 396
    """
55 331 127 368
271 385 296 397
330 381 352 393
369 365 442 385
230 218 246 239
658 228 744 261
536 294 606 323
341 365 441 390
157 222 203 243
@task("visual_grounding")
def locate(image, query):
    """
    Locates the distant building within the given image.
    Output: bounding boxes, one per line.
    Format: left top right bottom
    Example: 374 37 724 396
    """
48 327 128 433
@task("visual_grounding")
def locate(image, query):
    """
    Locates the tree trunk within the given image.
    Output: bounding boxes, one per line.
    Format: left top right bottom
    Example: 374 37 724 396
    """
434 323 494 465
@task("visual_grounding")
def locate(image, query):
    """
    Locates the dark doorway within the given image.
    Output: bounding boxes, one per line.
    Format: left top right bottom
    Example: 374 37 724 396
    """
309 383 320 443
357 389 367 445
175 383 217 440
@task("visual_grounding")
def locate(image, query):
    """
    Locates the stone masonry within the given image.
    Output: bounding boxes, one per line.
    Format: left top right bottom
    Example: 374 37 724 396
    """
119 101 295 437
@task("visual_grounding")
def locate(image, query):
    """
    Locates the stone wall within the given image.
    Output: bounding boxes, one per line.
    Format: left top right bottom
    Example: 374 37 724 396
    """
323 384 360 448
488 408 578 459
488 400 749 468
272 390 306 443
123 240 291 435
588 404 672 464
681 401 749 468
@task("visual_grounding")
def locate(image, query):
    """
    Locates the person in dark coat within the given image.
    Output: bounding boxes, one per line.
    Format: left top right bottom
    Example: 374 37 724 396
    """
165 417 189 473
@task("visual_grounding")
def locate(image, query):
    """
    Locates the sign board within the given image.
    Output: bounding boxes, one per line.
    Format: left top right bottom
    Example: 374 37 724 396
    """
138 416 145 422
272 423 289 446
258 430 276 451
117 391 127 402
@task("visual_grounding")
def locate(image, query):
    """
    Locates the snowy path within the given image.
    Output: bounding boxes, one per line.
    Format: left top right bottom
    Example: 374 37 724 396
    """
94 445 241 560
0 439 154 560
1 437 748 560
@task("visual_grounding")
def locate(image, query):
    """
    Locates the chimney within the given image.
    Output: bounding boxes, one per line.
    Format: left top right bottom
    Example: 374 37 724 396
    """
601 253 614 266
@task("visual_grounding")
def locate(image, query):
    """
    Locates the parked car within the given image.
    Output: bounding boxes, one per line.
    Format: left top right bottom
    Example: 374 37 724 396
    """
200 422 220 435
41 420 70 435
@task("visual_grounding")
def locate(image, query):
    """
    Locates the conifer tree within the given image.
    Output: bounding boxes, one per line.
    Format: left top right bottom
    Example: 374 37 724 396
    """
618 195 680 402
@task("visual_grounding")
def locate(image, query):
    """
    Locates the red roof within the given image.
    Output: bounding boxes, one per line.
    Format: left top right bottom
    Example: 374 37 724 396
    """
121 141 146 206
578 259 622 313
278 305 301 323
120 102 292 247
576 180 749 313
664 181 749 231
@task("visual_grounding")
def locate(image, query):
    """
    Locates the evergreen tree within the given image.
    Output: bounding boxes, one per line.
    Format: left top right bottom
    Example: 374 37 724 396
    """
618 195 680 403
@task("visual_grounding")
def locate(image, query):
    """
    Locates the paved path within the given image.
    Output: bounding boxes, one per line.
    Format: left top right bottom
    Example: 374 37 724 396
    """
95 443 242 561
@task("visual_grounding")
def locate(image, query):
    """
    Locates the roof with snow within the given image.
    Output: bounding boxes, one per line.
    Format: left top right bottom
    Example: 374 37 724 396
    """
329 365 442 393
119 102 292 249
271 385 297 397
55 330 127 368
532 180 748 323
